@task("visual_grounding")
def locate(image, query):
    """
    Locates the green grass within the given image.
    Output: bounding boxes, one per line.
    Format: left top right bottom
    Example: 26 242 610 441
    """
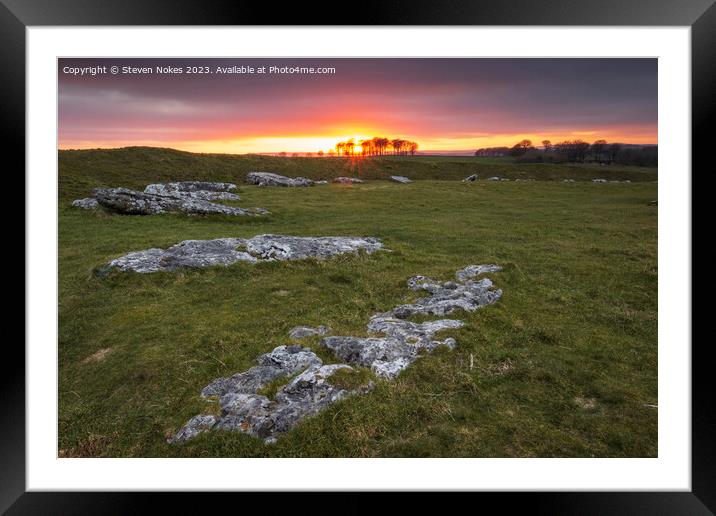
59 147 656 202
58 148 658 458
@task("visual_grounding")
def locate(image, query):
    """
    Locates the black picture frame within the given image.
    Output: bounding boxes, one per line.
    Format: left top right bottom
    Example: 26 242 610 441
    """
5 0 711 513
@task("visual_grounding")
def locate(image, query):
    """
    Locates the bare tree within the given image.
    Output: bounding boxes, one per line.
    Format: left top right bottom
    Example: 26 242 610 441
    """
510 139 533 156
591 139 608 163
542 140 552 152
608 143 621 164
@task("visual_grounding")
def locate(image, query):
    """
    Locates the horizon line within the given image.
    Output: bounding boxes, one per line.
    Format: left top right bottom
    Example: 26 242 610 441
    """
57 143 659 157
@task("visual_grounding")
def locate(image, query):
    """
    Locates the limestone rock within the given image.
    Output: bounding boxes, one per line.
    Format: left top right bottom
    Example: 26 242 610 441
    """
72 198 99 209
108 235 385 273
108 238 255 273
333 177 365 184
463 174 478 182
201 345 322 398
246 172 314 187
171 347 373 443
170 264 502 443
289 325 331 339
93 187 258 216
243 234 384 261
392 277 502 318
144 181 240 201
390 175 413 184
319 265 501 378
167 414 217 443
592 179 608 183
455 264 503 282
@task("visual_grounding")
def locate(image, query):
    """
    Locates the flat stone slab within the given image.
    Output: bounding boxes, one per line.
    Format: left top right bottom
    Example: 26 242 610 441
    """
108 234 385 273
144 181 240 201
390 175 413 184
246 172 314 187
333 177 365 184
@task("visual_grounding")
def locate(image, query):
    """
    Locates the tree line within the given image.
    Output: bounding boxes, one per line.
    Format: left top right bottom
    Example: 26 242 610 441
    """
335 137 419 157
475 138 657 166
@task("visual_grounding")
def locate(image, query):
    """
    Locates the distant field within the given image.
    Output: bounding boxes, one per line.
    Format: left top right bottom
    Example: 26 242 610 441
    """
58 147 658 458
59 147 657 201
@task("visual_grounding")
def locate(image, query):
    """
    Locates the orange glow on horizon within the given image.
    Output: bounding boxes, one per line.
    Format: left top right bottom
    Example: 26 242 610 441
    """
58 128 658 154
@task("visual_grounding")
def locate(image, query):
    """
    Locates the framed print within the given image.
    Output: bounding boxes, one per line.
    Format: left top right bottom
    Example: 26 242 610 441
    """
6 0 712 512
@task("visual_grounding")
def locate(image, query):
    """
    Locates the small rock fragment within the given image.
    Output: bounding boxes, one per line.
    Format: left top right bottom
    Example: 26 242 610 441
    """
289 325 331 339
390 175 413 184
71 198 99 209
333 177 365 184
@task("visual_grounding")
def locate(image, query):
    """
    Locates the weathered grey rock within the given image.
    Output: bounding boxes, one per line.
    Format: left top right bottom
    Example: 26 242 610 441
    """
109 238 255 273
392 277 502 318
390 175 413 184
333 177 365 184
321 316 462 379
246 172 314 187
487 176 501 181
172 347 373 443
463 174 478 182
289 325 331 339
455 264 502 282
71 198 99 209
244 234 383 261
592 178 608 183
214 364 372 441
314 180 329 185
563 179 575 182
167 414 217 443
108 235 385 273
170 264 502 443
367 315 463 344
319 265 501 378
144 182 240 201
201 345 322 398
93 187 258 216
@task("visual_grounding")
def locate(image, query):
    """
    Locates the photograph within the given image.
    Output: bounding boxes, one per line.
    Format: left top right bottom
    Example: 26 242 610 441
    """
57 57 659 459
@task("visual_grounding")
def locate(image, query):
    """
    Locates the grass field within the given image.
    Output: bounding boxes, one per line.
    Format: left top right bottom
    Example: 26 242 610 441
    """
58 147 658 457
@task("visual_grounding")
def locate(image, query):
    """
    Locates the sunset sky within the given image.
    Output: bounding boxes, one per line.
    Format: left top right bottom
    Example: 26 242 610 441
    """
58 58 657 155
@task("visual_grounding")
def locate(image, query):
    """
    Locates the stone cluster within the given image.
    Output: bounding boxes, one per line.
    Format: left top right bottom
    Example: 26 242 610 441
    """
72 181 266 216
170 264 502 443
